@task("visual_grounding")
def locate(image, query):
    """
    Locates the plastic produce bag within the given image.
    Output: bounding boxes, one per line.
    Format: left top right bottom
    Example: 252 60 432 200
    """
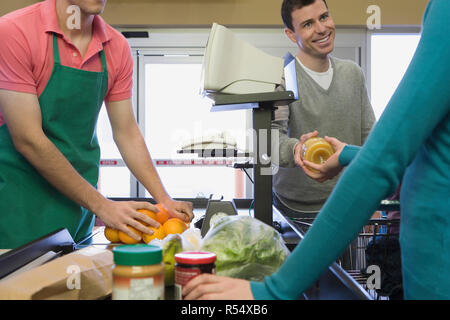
179 228 203 252
201 215 290 281
147 228 204 286
149 234 183 286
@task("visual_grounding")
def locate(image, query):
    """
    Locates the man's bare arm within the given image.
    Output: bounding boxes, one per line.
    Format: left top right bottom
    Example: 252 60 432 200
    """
0 89 158 240
106 99 194 222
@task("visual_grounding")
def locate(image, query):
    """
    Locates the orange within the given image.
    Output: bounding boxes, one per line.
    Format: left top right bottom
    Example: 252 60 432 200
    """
137 208 157 226
163 218 188 235
155 203 170 225
104 227 120 243
118 226 142 244
142 225 166 244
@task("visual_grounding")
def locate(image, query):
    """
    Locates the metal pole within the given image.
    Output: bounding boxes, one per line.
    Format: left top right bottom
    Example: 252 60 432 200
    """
252 102 274 227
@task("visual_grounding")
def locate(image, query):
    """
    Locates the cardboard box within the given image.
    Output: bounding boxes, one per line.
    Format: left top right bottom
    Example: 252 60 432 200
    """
0 246 113 300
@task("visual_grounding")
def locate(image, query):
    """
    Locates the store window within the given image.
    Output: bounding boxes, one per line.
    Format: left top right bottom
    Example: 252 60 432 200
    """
97 104 131 197
143 57 247 199
370 33 421 119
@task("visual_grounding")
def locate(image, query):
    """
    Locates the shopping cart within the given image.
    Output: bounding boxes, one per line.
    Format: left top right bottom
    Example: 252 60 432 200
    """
288 214 402 300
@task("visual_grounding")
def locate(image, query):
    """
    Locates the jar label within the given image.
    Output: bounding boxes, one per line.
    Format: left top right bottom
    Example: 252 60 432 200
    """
174 266 215 300
112 275 164 300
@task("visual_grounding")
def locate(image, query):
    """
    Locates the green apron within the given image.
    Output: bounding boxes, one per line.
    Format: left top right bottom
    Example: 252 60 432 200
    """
0 34 108 249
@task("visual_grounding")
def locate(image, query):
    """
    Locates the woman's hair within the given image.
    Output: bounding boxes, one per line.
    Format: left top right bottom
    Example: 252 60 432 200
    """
281 0 328 30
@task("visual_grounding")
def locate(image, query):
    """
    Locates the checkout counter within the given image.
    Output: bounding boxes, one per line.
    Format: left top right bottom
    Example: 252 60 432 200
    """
0 196 397 300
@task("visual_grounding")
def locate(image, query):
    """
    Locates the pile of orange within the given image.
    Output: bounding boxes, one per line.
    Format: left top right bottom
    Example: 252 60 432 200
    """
104 203 189 244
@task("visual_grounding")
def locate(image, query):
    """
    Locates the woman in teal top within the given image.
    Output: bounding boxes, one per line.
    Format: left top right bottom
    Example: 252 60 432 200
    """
183 0 449 300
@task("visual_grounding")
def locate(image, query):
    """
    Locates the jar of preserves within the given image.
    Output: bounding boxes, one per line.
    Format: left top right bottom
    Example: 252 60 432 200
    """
112 244 164 300
302 137 335 172
174 251 216 300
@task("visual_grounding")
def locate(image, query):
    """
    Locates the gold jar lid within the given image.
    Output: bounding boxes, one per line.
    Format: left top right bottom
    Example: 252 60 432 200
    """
302 137 335 172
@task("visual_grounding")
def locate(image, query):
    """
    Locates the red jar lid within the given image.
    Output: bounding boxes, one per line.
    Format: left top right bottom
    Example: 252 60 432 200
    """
175 251 217 264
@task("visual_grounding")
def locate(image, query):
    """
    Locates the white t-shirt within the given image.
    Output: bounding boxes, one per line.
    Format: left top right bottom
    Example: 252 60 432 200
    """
296 57 333 90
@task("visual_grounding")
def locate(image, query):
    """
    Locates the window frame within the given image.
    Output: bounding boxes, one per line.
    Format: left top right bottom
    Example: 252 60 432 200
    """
365 26 422 102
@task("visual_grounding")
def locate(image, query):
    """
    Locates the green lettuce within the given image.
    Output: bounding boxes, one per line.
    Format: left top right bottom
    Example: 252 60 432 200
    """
201 216 290 281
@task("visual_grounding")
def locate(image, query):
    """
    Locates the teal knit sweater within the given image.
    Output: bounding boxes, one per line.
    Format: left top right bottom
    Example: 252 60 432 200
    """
251 0 450 300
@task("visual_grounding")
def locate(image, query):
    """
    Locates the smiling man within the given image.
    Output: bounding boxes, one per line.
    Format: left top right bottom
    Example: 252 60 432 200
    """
272 0 376 223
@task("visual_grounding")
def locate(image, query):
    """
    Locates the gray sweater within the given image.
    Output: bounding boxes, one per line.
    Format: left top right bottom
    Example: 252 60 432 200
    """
272 56 375 213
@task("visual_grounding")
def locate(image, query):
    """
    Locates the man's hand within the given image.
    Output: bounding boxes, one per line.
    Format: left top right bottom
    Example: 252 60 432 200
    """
300 136 347 182
160 199 194 223
183 274 254 300
96 200 161 241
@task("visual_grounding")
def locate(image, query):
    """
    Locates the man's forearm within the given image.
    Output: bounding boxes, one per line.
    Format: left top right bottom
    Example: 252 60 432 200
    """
114 127 171 203
0 90 107 213
272 121 299 168
16 133 106 213
106 98 171 203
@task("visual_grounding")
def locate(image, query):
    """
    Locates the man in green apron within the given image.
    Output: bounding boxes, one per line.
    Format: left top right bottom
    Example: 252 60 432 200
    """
0 0 193 249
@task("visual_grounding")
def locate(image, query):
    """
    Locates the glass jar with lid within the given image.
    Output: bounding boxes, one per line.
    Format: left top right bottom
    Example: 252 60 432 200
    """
302 137 335 172
112 244 164 300
174 251 216 300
